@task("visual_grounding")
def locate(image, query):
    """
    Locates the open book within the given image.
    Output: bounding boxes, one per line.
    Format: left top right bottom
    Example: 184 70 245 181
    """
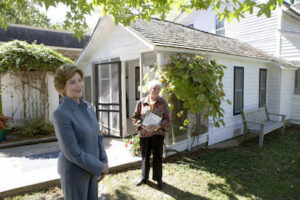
142 111 162 126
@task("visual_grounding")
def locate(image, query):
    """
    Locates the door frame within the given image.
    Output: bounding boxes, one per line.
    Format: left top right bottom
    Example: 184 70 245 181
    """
94 60 123 138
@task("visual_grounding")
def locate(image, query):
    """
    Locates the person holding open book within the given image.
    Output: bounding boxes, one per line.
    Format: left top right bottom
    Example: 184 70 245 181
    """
132 80 170 190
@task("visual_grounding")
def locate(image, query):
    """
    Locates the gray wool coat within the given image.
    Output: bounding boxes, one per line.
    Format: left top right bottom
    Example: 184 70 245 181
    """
53 96 108 200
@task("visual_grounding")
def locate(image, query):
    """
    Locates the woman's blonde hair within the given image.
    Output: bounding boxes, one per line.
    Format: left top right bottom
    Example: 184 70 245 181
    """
54 64 84 96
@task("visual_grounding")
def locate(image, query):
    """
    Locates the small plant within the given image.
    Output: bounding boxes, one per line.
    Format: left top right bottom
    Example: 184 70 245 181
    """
13 117 54 137
0 114 12 131
125 134 141 157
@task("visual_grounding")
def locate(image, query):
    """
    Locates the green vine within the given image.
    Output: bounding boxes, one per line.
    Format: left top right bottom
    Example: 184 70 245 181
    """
158 54 231 128
0 40 73 122
0 40 73 72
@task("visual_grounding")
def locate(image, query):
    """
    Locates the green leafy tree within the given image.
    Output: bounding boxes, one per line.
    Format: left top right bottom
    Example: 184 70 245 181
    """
0 0 295 40
0 0 51 28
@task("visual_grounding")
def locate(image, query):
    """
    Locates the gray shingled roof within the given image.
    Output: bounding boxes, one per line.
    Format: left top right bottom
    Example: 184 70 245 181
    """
0 24 90 49
292 3 300 11
130 18 297 68
291 60 300 68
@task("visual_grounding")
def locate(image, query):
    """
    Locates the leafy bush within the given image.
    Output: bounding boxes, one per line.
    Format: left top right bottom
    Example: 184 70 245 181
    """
12 117 54 137
0 40 73 72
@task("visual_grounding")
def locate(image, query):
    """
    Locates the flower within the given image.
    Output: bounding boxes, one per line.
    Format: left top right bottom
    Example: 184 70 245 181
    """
0 115 12 131
124 134 141 157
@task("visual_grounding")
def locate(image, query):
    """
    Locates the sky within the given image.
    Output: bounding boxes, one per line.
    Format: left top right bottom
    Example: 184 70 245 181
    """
41 3 100 33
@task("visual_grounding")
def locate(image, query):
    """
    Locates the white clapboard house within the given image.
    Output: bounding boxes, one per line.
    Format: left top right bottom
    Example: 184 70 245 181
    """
76 15 297 151
174 0 300 125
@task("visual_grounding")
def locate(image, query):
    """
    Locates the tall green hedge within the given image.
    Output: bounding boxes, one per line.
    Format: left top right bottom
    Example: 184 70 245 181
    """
0 40 73 72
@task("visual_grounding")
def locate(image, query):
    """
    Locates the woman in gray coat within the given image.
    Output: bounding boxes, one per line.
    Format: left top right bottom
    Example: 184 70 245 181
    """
53 64 109 200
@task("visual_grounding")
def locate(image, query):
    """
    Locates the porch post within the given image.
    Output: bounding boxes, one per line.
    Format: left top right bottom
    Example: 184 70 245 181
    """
139 54 144 99
121 61 127 138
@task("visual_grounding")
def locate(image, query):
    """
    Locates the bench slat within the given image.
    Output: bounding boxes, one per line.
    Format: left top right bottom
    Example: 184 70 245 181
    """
241 106 285 147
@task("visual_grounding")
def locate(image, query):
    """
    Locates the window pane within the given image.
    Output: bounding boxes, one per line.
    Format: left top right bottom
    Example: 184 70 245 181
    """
100 64 109 78
259 89 266 106
100 80 110 103
111 63 119 103
215 16 224 29
296 69 300 88
234 67 244 114
259 69 267 107
295 69 300 95
234 91 243 112
135 66 140 100
260 70 267 88
216 29 225 36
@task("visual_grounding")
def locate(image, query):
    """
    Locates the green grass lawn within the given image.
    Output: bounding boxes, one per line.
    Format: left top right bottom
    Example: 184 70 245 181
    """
5 125 300 200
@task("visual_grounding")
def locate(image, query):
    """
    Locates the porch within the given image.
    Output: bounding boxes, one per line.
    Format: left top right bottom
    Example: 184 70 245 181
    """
85 51 209 149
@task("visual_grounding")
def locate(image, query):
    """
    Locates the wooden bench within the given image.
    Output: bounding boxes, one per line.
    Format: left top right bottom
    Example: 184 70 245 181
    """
241 106 286 147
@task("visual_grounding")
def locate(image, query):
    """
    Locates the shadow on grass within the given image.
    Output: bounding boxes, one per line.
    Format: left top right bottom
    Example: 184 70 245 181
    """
100 185 137 200
147 181 210 200
167 126 300 200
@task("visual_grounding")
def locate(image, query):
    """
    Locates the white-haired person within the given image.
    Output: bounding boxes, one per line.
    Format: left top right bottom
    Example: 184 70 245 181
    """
132 79 170 190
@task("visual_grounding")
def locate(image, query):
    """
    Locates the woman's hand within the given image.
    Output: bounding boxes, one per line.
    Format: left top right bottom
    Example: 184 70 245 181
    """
145 124 160 132
98 163 109 182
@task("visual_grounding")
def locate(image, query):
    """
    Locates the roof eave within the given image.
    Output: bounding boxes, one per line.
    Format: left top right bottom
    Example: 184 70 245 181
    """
154 45 298 69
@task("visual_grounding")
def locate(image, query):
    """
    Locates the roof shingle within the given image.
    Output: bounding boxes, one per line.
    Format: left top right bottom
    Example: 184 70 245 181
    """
0 24 90 49
130 18 297 68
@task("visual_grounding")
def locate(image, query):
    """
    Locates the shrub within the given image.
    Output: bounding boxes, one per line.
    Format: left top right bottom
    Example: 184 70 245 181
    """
12 117 54 137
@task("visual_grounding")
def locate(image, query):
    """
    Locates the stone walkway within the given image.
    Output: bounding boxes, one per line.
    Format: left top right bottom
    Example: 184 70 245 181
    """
0 137 141 197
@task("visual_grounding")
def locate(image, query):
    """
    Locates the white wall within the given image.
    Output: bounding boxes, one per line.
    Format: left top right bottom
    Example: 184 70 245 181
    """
280 13 300 60
207 56 277 145
279 69 295 118
47 73 59 122
266 65 281 114
174 9 216 33
226 7 281 57
291 95 300 121
126 59 139 119
1 72 58 125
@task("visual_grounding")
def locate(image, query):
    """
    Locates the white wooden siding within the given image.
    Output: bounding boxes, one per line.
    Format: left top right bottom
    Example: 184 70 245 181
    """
279 69 295 118
90 25 151 62
1 73 57 124
225 7 281 56
281 13 300 32
207 56 275 145
266 66 281 114
291 95 300 120
280 13 300 60
174 9 216 33
76 16 152 71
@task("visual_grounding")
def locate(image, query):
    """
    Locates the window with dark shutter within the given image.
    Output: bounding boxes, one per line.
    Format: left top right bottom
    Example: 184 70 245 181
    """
295 69 300 95
135 66 140 100
233 67 244 115
259 69 267 107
